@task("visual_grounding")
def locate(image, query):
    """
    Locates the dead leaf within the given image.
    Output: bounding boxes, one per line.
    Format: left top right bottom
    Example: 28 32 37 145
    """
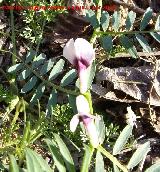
92 65 160 106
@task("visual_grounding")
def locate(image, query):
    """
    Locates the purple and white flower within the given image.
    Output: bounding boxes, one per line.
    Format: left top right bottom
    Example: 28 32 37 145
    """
70 95 99 148
63 38 95 93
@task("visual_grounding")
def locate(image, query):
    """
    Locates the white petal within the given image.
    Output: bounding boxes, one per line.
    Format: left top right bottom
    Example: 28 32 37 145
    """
86 119 99 148
76 95 90 114
63 38 76 65
70 115 79 132
74 38 95 65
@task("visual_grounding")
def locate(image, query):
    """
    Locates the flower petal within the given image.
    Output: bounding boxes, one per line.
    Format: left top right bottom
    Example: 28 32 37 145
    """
74 38 95 66
83 117 99 148
70 114 80 132
76 95 90 114
63 38 76 65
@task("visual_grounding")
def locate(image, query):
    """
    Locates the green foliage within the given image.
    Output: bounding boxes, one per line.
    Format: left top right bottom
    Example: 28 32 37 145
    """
20 0 66 44
8 50 78 116
86 7 160 57
0 84 15 103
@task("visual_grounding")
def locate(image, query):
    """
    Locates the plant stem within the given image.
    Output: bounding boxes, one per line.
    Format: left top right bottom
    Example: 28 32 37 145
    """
98 146 128 172
81 145 94 172
95 29 160 36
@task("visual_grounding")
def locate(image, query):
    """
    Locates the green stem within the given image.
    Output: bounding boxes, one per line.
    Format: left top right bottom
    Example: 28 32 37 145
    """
81 145 94 172
83 91 93 114
95 29 160 36
98 146 128 172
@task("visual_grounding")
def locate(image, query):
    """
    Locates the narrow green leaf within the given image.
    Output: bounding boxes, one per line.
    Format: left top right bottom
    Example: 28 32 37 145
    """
101 35 113 52
54 134 75 172
61 69 77 87
30 83 45 104
95 151 105 172
85 10 99 28
49 59 65 80
155 15 160 30
145 163 160 172
45 139 66 172
26 148 52 172
120 36 138 58
113 125 133 155
40 59 54 75
46 89 57 116
127 141 150 169
32 53 46 69
113 164 120 172
125 11 136 30
140 7 153 30
112 11 120 32
101 11 109 31
21 76 37 93
135 34 151 53
81 145 94 172
9 155 19 172
150 32 160 43
25 50 36 63
18 69 32 80
8 63 24 73
68 94 77 114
